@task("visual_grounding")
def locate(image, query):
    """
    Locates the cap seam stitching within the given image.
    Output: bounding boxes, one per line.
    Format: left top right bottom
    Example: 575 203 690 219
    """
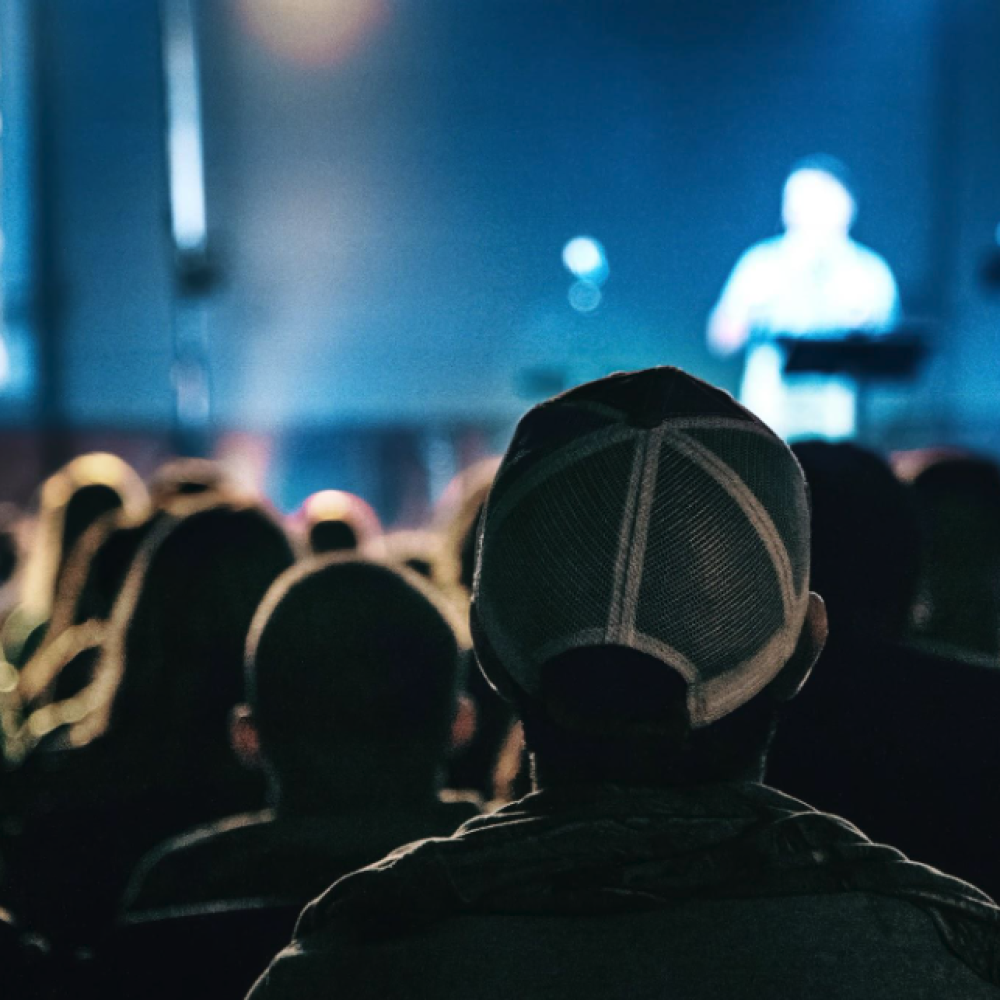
606 436 646 641
665 429 799 617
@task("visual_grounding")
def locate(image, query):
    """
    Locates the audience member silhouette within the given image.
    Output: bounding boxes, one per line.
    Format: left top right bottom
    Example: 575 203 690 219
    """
16 512 159 713
790 441 920 638
904 451 1000 660
296 490 382 556
4 453 147 668
146 457 244 510
434 457 516 802
122 556 478 914
434 456 502 597
46 510 152 639
767 441 1000 897
19 456 247 716
249 368 1000 1000
2 501 294 943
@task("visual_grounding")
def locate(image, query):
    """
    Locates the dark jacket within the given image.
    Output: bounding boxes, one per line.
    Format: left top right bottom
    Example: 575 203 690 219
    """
768 629 1000 900
2 738 266 944
123 796 480 914
249 782 1000 999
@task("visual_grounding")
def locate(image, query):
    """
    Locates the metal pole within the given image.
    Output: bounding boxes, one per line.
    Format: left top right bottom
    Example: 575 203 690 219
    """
160 0 214 456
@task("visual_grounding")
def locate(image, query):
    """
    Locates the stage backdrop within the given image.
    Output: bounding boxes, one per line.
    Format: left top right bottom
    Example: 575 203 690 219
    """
23 0 1000 452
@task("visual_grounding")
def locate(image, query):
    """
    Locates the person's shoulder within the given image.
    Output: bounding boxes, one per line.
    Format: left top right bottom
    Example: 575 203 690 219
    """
848 239 896 277
146 808 274 862
781 804 1000 986
734 235 785 269
247 857 1000 1000
857 871 1000 992
122 809 274 914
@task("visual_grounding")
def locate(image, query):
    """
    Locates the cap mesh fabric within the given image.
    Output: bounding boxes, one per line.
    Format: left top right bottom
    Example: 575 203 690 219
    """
474 367 811 728
479 435 634 662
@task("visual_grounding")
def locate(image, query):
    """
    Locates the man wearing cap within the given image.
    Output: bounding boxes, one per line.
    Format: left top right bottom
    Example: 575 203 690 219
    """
249 368 1000 999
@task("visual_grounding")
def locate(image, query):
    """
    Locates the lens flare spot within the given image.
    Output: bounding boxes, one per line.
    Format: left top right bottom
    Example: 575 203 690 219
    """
238 0 389 67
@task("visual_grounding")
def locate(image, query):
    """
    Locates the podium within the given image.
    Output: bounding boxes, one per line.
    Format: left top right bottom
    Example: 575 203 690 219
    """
776 329 928 439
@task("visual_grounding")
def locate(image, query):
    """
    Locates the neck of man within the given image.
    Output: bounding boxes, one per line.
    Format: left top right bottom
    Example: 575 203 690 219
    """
266 741 445 818
529 749 767 794
783 228 850 254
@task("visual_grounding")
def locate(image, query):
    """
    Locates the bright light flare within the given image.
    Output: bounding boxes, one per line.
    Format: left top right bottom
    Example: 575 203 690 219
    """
562 236 609 284
568 280 602 313
238 0 390 67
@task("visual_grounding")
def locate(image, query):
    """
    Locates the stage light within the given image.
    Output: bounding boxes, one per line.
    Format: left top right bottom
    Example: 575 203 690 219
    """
238 0 389 67
562 236 609 285
568 280 602 313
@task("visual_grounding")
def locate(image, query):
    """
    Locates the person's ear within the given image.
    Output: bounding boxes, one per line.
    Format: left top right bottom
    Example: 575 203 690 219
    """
769 591 828 704
450 694 477 753
229 703 262 769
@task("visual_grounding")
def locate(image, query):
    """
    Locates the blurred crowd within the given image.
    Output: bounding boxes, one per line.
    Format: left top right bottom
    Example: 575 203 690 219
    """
0 369 999 997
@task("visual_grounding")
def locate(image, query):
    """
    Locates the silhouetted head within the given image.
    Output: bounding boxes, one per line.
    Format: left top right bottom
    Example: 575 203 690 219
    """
471 367 826 788
22 454 148 619
21 508 160 712
61 512 161 628
791 440 920 640
62 484 122 563
435 457 501 594
73 502 295 782
904 451 1000 657
244 557 461 801
24 511 164 709
147 457 244 510
296 490 382 557
908 452 1000 521
433 458 514 799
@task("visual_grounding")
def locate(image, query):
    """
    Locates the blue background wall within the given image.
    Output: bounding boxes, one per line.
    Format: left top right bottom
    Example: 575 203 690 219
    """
11 0 1000 471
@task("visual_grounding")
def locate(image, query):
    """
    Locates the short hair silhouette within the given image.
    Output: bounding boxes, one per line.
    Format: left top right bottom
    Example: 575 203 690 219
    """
147 458 242 509
73 502 295 779
20 453 147 621
791 440 919 639
247 557 460 774
55 512 160 631
907 452 1000 657
435 457 501 593
20 512 161 710
297 491 382 556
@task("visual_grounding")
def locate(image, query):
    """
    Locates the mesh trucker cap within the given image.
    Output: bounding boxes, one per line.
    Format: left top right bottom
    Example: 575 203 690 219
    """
471 367 812 728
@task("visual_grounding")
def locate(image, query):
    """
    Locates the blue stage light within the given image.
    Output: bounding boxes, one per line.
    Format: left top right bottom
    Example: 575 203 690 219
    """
568 279 602 313
562 236 609 285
